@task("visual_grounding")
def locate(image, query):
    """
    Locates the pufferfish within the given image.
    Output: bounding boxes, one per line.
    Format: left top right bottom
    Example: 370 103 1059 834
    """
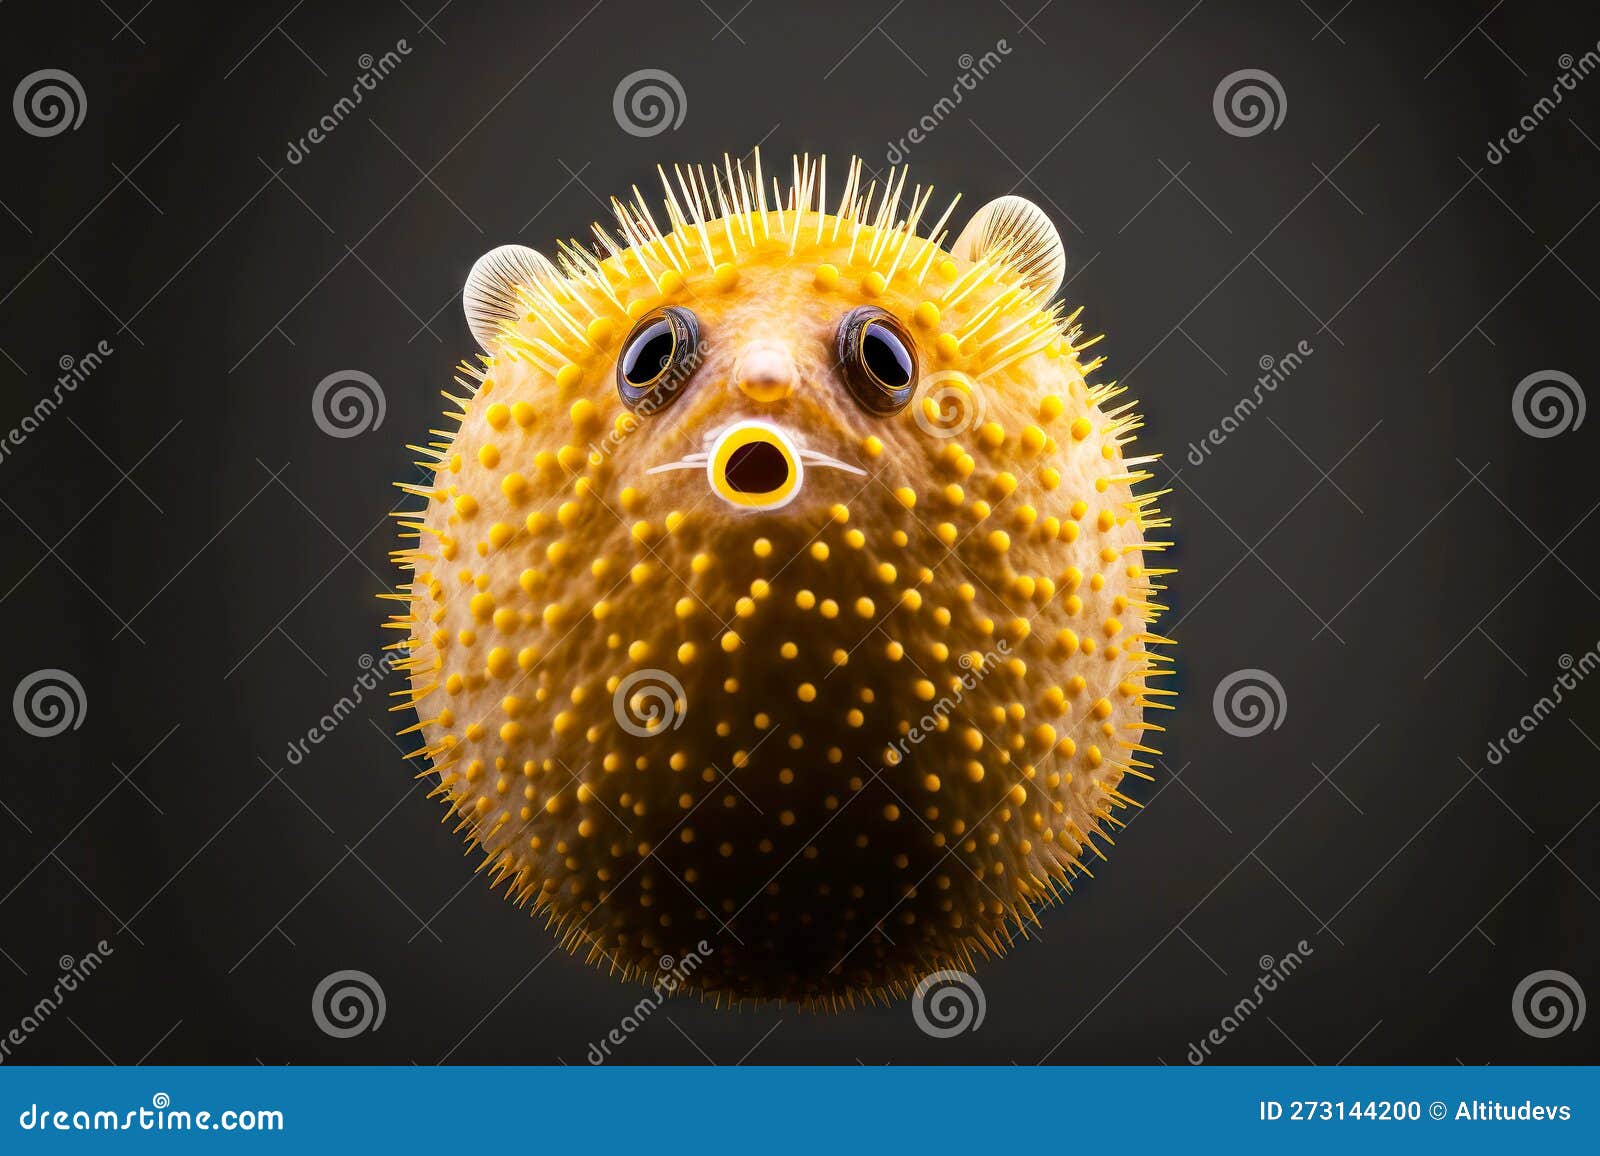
386 152 1174 1008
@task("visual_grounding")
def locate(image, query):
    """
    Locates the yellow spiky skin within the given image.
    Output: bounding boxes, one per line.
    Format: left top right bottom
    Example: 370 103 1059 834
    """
386 153 1174 1009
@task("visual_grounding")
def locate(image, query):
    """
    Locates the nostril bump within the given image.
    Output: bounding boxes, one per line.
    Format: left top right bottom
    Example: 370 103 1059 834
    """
736 346 795 402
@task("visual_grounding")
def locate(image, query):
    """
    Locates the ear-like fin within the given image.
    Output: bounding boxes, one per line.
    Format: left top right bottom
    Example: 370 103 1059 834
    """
951 196 1065 300
462 244 554 352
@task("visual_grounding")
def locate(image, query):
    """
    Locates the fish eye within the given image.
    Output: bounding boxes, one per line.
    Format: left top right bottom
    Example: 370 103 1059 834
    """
617 306 702 414
836 306 917 415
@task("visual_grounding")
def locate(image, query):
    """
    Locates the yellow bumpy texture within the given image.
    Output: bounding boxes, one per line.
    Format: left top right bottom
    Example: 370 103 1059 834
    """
387 154 1174 1008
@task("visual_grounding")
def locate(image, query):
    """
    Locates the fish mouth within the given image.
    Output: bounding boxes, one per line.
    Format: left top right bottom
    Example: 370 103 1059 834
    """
646 419 864 511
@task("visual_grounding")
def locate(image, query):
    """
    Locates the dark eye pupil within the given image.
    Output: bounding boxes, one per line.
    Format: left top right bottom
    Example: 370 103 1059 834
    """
861 323 912 388
621 319 675 386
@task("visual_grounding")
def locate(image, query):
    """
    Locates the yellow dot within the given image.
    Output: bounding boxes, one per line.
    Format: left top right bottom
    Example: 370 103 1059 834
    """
570 398 601 433
1070 417 1092 441
1039 395 1064 421
862 435 884 458
861 271 887 297
454 494 478 518
913 301 940 327
814 263 839 289
797 683 817 703
501 473 527 501
721 631 741 653
477 444 500 468
936 332 961 360
795 590 816 610
512 401 537 428
753 537 772 557
485 404 510 430
893 486 917 509
985 529 1011 554
713 262 739 290
855 597 875 617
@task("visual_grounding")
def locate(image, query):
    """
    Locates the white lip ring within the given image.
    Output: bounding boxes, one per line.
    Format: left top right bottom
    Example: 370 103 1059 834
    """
706 420 804 511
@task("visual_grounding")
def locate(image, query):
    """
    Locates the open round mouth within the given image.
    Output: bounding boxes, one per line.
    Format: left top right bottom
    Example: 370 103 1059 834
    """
707 421 803 510
725 441 789 493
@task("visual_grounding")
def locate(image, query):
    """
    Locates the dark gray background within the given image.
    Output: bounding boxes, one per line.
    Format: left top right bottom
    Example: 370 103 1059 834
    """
1 0 1596 1065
